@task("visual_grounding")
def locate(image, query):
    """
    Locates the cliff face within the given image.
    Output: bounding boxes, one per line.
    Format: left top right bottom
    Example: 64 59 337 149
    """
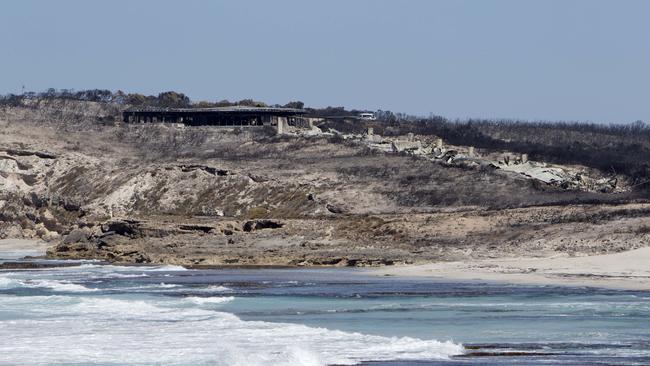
1 101 649 266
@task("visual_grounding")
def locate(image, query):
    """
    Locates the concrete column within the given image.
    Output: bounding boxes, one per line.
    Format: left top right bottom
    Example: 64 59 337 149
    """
468 146 475 157
521 154 528 163
435 138 443 149
407 133 414 141
276 116 287 134
367 127 374 136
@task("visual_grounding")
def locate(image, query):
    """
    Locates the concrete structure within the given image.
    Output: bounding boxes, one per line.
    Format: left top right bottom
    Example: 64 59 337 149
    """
435 138 443 149
276 117 289 134
391 140 422 153
122 106 306 130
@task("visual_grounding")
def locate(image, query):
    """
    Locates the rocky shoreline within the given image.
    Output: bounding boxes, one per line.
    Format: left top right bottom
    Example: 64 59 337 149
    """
45 203 650 267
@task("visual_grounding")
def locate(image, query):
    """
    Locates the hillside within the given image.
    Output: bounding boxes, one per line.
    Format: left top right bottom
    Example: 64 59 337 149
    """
1 98 649 266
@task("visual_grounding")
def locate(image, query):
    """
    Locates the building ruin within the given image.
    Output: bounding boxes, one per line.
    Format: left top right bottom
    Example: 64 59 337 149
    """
122 106 307 131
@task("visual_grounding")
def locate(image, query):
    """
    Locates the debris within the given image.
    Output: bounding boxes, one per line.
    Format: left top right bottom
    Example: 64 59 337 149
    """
325 129 625 193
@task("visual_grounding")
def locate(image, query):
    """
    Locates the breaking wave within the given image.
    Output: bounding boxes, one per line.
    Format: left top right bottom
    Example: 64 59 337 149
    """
27 279 98 292
195 284 233 293
185 296 235 305
148 265 188 271
0 275 97 292
0 276 19 289
0 295 463 365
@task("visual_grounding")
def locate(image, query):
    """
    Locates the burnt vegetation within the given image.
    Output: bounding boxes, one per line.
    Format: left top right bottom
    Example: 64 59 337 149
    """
0 88 295 110
375 117 650 194
2 89 649 197
312 108 650 196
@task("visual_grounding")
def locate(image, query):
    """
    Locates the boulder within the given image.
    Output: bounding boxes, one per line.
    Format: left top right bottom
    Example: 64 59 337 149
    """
62 228 91 244
102 220 140 237
243 220 284 232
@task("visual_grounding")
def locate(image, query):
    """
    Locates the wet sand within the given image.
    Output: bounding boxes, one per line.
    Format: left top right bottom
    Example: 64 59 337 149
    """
372 247 650 291
0 239 49 260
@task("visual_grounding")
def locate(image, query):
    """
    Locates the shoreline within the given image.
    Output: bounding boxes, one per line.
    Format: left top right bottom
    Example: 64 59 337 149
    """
370 247 650 291
0 239 50 261
4 238 650 291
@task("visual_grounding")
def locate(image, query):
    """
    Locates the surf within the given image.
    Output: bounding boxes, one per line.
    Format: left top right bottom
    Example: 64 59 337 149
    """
0 294 463 365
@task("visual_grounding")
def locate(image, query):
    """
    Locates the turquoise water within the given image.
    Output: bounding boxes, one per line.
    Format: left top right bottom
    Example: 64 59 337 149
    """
1 255 649 365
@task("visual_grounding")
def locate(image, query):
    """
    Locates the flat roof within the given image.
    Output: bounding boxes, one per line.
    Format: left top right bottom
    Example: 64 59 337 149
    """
124 106 305 114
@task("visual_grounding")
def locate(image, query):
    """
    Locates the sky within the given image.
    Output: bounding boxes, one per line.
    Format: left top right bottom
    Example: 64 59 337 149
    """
1 0 648 123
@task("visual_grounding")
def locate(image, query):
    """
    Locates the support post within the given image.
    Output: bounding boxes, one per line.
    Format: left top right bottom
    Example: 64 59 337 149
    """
277 116 287 134
436 138 443 149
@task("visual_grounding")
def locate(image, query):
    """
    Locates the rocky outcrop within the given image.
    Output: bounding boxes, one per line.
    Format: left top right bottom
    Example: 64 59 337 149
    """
178 164 229 176
4 149 57 159
242 219 283 232
41 203 650 266
0 143 327 242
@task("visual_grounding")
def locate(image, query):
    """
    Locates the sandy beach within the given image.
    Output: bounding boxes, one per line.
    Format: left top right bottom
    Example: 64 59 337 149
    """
373 247 650 291
0 239 49 260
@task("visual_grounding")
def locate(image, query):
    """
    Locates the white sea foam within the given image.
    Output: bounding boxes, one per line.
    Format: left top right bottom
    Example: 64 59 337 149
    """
0 296 463 365
148 264 188 271
197 284 232 293
157 282 180 288
0 275 19 289
106 282 182 292
24 279 98 292
102 272 149 279
0 275 96 292
0 263 463 364
185 296 235 305
55 263 186 276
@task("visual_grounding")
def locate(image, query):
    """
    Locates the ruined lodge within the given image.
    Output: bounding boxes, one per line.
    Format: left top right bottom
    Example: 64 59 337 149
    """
122 106 308 132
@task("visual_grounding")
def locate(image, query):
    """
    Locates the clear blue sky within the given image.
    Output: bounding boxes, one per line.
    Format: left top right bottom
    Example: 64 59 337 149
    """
1 0 648 123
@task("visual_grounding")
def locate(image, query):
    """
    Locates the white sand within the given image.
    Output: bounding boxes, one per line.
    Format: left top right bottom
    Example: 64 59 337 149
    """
373 247 650 291
0 238 49 260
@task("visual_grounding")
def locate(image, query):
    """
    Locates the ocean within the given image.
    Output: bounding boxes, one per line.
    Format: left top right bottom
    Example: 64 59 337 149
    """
1 251 649 365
